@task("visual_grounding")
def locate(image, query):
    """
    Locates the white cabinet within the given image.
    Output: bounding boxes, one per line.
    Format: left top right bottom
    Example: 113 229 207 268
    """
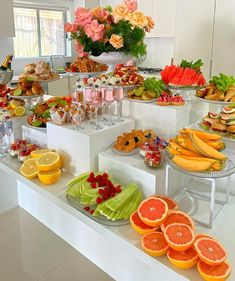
99 0 176 38
174 0 215 79
0 0 15 37
212 0 235 76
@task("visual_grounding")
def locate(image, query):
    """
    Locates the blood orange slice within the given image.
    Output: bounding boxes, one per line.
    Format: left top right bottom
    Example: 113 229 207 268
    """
194 238 227 266
167 247 198 269
194 233 214 243
130 211 158 235
197 260 231 281
137 197 168 227
154 195 178 210
161 210 195 232
141 231 169 257
164 223 195 252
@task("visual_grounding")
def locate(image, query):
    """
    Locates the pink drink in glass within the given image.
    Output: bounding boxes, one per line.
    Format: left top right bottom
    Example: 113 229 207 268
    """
114 87 124 101
105 87 114 104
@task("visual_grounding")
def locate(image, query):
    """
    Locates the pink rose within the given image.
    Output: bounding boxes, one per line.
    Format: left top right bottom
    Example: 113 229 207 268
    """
74 7 93 27
92 7 109 22
74 41 88 57
123 0 138 12
84 20 105 42
64 23 77 33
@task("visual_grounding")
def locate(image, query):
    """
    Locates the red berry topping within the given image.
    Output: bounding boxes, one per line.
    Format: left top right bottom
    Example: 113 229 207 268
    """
98 189 104 195
84 206 90 212
96 197 103 204
89 172 95 178
89 210 95 215
115 186 122 193
96 175 102 181
87 177 92 182
91 182 96 189
103 173 108 178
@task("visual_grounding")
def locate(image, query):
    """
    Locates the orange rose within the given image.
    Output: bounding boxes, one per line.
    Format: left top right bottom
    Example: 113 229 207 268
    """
129 11 148 28
92 7 109 22
112 4 130 23
109 34 124 49
145 16 155 32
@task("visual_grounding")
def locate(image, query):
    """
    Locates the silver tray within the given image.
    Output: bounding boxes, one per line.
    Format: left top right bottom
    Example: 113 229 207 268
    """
163 149 235 178
166 85 206 91
66 194 129 226
66 71 107 78
124 97 157 103
194 95 234 105
196 121 235 143
9 93 44 100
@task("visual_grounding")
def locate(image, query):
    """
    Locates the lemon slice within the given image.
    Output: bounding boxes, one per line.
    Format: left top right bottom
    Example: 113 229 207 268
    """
38 169 61 185
14 106 25 116
20 158 38 178
31 149 53 158
36 152 62 172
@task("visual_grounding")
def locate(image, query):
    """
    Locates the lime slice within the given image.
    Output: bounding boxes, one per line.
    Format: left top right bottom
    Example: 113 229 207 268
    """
26 77 34 82
14 89 22 96
32 120 43 127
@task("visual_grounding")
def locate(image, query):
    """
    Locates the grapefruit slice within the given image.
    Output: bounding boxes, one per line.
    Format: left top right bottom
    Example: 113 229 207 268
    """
194 238 227 266
130 211 158 235
194 233 214 243
164 223 195 252
197 260 231 281
167 247 198 269
161 210 195 232
141 231 169 257
154 195 178 210
137 197 168 227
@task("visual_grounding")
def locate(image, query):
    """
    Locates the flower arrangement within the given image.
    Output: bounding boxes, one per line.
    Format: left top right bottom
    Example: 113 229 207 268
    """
65 0 154 59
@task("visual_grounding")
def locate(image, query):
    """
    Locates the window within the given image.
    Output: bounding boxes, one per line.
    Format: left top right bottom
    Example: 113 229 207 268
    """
13 6 68 57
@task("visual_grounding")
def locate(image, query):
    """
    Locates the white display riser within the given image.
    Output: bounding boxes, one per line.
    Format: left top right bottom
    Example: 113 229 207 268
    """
11 115 29 139
22 125 47 147
1 156 235 281
47 119 134 176
99 149 180 197
122 100 209 138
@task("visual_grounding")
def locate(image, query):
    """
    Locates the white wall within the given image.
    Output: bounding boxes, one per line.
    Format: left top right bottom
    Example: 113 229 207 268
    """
212 0 235 76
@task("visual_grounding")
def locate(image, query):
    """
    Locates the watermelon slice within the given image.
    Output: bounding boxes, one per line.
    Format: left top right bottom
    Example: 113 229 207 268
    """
168 66 179 83
179 67 190 85
171 67 185 85
161 65 171 83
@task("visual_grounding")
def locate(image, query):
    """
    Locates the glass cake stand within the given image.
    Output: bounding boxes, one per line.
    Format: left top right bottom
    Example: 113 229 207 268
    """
163 149 235 228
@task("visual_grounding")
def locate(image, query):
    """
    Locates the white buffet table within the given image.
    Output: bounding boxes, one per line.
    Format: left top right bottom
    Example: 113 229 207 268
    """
0 156 234 281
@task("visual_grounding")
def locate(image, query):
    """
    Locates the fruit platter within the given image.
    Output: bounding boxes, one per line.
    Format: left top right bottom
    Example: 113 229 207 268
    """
195 73 235 104
126 77 166 102
164 128 235 178
19 61 60 81
27 96 72 128
66 171 142 226
130 195 231 281
198 104 235 141
66 57 108 75
161 59 206 88
112 129 156 155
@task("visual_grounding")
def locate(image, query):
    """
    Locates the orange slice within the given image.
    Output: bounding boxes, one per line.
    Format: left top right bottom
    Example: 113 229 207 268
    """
137 197 168 227
197 260 231 281
130 211 158 235
141 231 169 257
194 238 227 266
164 223 195 252
36 152 62 172
154 195 178 210
161 210 195 232
20 158 38 179
194 233 215 243
38 169 61 185
167 247 198 269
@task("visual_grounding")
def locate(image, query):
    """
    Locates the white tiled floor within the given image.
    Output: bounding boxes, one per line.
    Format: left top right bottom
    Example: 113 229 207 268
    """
0 207 114 281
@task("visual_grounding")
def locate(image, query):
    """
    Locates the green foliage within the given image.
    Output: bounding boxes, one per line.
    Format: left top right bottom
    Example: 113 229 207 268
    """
180 59 203 69
69 19 147 58
209 73 235 92
144 78 166 97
